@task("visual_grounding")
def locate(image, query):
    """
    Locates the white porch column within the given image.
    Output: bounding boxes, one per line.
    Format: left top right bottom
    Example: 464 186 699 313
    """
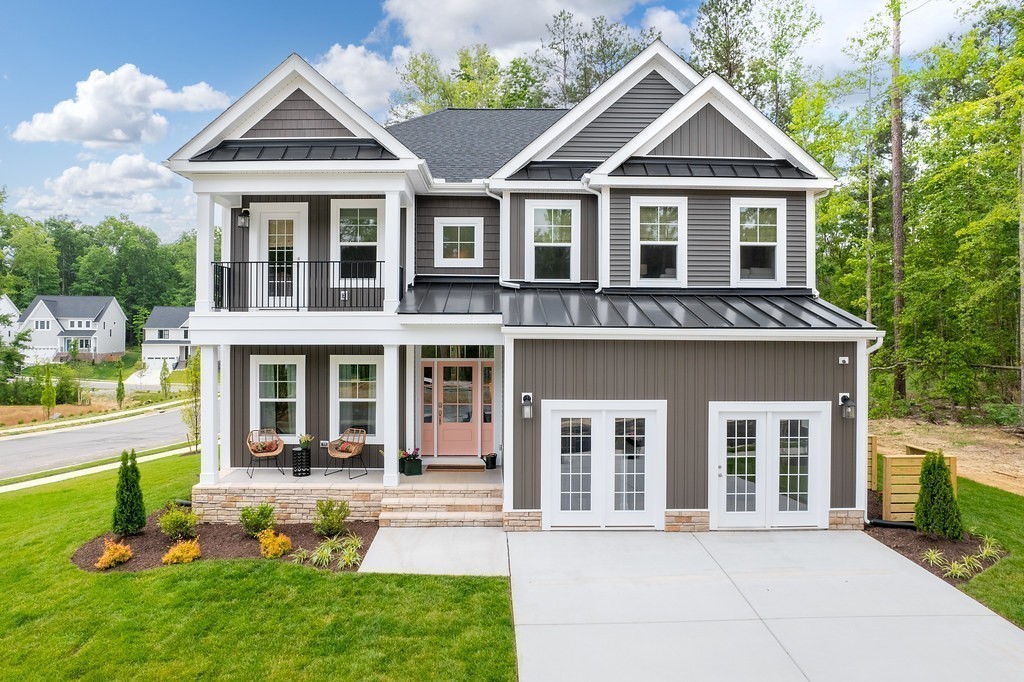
199 344 220 484
195 193 216 313
218 203 232 266
383 190 401 312
382 344 400 486
855 339 869 517
404 196 416 292
218 344 232 472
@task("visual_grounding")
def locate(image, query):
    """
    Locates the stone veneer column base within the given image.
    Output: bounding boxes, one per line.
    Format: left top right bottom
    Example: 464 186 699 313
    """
829 509 866 530
503 511 542 531
665 510 710 532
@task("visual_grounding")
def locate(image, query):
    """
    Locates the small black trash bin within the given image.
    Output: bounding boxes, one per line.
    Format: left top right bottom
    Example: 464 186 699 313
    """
481 452 498 470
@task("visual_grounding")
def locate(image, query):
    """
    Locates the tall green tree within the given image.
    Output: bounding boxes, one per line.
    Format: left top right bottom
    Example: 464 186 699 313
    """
116 363 125 410
159 359 171 399
689 0 757 98
112 449 145 536
753 0 823 128
4 221 59 308
0 313 29 380
889 0 908 400
45 217 91 295
182 353 201 450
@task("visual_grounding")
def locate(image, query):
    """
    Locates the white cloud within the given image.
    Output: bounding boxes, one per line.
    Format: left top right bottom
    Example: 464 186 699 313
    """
314 44 408 118
41 153 178 199
643 6 692 56
12 64 229 148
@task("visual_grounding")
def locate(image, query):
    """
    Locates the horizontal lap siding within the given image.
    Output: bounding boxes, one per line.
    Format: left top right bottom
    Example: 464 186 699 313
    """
231 344 393 470
510 193 598 281
415 196 500 276
512 340 857 510
650 104 769 158
241 89 353 138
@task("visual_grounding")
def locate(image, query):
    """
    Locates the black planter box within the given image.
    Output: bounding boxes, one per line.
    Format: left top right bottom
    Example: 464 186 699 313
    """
403 458 422 476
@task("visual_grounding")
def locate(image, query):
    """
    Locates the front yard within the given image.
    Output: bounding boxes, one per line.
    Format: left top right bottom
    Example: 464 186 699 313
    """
0 455 516 680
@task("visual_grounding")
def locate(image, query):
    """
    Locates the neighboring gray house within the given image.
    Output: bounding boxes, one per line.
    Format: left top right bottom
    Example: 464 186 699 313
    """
17 295 127 364
141 306 193 370
169 44 882 532
0 294 19 344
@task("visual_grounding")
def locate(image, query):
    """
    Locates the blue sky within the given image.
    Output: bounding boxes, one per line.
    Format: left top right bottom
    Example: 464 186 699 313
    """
0 0 966 241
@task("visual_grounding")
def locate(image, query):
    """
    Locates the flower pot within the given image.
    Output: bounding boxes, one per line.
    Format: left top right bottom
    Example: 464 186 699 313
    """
399 458 406 474
403 458 422 476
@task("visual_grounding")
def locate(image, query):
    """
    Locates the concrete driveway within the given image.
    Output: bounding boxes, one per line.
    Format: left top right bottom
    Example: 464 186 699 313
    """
508 531 1024 681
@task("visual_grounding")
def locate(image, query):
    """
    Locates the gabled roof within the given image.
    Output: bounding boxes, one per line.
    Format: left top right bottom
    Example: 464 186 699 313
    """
387 108 567 182
144 306 194 329
18 296 117 323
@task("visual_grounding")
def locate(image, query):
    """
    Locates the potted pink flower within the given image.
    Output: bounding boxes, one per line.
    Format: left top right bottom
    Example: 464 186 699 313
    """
400 447 421 476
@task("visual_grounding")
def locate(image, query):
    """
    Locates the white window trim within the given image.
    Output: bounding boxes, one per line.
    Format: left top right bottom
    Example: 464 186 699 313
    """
630 196 687 287
730 197 787 287
249 354 306 445
329 354 384 442
330 198 387 285
525 199 581 282
433 216 485 269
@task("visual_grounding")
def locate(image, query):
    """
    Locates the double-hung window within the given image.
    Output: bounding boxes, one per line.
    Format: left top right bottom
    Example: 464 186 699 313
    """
630 196 687 286
250 355 306 442
34 320 50 331
525 199 580 281
158 329 170 339
731 198 787 286
434 217 484 268
330 355 382 440
331 198 385 281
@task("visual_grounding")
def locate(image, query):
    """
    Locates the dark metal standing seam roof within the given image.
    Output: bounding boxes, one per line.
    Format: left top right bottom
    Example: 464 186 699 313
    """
190 138 397 162
507 160 600 181
611 156 816 179
397 282 874 330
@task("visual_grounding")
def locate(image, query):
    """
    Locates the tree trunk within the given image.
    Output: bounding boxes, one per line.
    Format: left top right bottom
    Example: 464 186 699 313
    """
890 0 906 399
1018 108 1024 405
866 76 874 325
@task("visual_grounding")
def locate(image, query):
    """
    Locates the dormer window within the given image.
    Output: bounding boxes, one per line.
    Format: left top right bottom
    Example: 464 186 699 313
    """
525 199 580 282
631 197 687 286
731 198 787 287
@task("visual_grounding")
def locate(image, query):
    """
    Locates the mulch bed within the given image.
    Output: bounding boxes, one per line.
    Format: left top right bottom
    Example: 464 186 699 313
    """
863 490 1001 585
72 510 378 573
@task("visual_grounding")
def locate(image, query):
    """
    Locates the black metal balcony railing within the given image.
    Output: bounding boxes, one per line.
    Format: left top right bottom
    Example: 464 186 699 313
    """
212 260 385 311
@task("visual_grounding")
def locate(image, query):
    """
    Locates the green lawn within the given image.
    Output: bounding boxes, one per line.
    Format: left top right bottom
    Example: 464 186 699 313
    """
0 455 517 680
959 478 1024 628
72 350 141 380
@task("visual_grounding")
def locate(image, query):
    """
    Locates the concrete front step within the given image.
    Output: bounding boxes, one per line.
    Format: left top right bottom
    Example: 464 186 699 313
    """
379 510 503 528
380 496 502 513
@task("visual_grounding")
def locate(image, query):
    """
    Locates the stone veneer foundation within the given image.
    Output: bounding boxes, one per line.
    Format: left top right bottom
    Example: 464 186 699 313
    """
665 510 711 532
503 510 543 531
828 509 866 530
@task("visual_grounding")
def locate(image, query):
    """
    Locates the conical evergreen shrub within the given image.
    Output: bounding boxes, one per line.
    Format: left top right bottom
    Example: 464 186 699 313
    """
112 449 146 536
914 450 963 541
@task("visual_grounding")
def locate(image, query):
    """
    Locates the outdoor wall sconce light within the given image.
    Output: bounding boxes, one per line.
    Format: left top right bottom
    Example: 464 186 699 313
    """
236 208 250 229
521 392 534 419
839 394 856 420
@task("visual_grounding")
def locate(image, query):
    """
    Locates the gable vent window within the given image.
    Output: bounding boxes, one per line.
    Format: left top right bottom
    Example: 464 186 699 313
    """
631 197 686 286
525 200 580 282
731 198 786 286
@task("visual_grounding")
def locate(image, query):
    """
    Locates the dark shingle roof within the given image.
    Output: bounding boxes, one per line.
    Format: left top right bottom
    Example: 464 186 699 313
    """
190 138 396 162
387 108 568 182
144 306 193 329
611 156 816 179
18 296 116 323
508 160 599 181
397 282 873 330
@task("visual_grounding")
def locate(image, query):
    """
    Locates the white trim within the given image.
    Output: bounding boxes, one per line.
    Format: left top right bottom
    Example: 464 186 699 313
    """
328 354 384 442
587 176 834 191
199 345 220 484
524 199 581 282
219 344 232 473
541 399 667 530
499 191 511 281
730 197 787 287
329 197 386 285
433 216 485 268
707 400 832 530
806 190 817 291
630 196 687 287
249 354 306 445
502 339 515 512
382 345 400 486
855 339 869 516
405 345 416 449
404 197 416 290
487 180 586 192
502 326 883 342
248 202 309 308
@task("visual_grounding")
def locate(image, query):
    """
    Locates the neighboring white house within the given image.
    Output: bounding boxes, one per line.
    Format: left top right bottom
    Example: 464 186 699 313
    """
16 296 127 364
141 306 193 370
0 294 20 344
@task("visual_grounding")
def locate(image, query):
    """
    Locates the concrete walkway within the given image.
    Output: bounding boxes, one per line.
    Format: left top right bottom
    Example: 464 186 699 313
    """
0 446 193 494
508 530 1024 681
359 527 509 576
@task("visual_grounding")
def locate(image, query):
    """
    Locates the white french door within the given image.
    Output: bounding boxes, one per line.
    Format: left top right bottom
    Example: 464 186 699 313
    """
543 401 666 529
709 402 831 529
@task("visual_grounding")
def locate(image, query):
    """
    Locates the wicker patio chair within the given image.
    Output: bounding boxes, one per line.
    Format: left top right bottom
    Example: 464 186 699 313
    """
325 428 368 478
246 428 285 478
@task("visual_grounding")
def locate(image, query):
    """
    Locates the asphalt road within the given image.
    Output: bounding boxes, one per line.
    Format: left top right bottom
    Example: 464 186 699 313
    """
0 408 188 479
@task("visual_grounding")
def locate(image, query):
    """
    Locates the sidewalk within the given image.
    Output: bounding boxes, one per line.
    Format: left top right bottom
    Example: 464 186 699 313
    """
0 446 194 495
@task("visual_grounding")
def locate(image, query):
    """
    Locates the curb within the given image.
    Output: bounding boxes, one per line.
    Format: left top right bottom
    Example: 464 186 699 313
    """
0 447 196 494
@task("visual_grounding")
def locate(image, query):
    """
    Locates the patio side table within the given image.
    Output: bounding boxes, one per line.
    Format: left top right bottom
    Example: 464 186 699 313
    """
292 447 311 477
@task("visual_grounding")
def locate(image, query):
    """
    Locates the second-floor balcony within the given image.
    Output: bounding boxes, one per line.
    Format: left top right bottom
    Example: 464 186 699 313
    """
212 260 389 311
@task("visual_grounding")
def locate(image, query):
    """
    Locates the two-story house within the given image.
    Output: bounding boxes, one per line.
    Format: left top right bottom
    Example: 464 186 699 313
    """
17 296 127 365
172 43 882 532
0 295 19 344
141 306 193 370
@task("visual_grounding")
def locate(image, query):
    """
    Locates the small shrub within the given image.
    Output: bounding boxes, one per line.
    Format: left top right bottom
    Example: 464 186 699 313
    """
961 553 983 572
95 538 133 570
921 548 945 567
977 538 1005 561
162 538 201 565
914 450 963 541
112 450 146 536
942 559 973 580
291 548 311 564
257 529 292 559
239 503 276 537
158 504 198 540
312 499 350 538
310 536 345 568
338 544 361 569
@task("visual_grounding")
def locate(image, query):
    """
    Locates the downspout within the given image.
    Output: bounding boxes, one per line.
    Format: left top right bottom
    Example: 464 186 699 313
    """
580 174 603 293
483 179 520 289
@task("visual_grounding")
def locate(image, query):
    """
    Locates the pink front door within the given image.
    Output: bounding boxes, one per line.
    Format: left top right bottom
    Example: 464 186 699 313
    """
437 362 477 455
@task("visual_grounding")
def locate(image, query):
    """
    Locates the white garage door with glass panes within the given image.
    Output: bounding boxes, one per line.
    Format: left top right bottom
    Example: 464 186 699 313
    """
708 402 831 529
542 400 666 529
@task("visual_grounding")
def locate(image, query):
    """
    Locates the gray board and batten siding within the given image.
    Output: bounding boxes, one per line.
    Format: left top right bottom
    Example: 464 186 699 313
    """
511 339 858 511
649 103 769 158
549 71 682 160
415 196 500 276
229 345 406 470
608 189 806 287
241 88 353 139
509 193 599 281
